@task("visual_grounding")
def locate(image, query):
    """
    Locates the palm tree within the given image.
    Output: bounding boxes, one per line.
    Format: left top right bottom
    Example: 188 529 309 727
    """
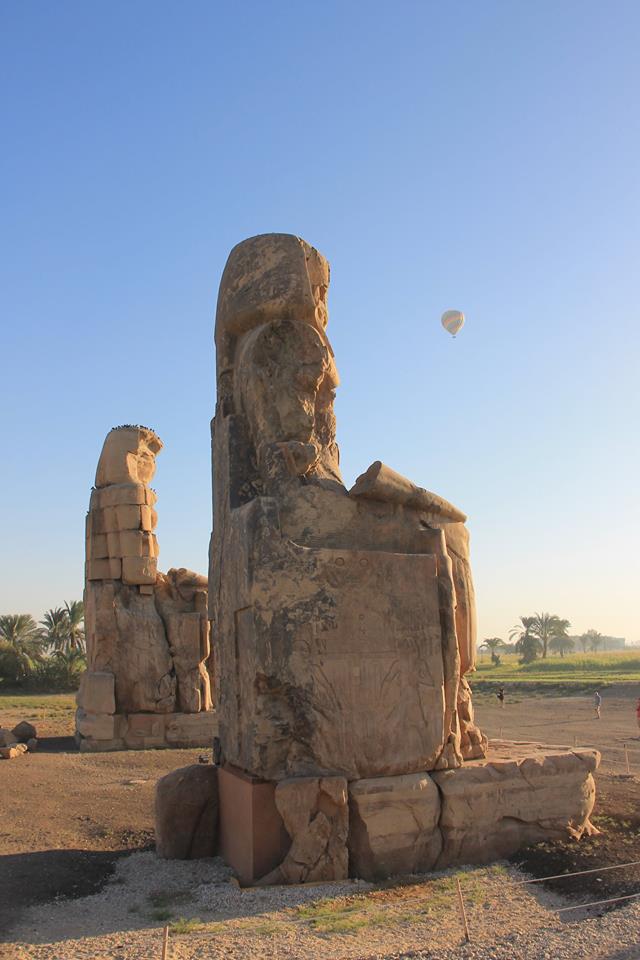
51 648 87 687
584 628 603 653
509 616 541 664
549 633 575 658
63 600 85 653
530 612 570 659
0 614 45 681
41 601 85 654
40 607 68 652
480 637 504 664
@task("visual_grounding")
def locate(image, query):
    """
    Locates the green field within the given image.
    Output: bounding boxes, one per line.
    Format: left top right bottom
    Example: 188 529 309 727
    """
0 691 76 729
473 651 640 686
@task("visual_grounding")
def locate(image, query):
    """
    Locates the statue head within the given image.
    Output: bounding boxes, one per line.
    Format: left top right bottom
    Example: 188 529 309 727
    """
95 426 163 488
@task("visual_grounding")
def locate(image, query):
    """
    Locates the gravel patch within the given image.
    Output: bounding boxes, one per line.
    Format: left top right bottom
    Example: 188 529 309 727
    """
4 852 640 960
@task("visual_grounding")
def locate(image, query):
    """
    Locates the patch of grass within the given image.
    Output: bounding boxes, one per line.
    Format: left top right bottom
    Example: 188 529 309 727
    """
474 651 640 684
147 889 193 909
294 869 499 935
169 917 204 935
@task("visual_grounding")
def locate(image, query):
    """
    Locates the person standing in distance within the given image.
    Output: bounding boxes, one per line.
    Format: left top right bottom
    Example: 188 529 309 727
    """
594 690 602 719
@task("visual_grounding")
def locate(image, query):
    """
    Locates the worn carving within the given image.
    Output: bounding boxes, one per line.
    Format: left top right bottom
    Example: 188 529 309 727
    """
209 234 485 781
78 426 215 750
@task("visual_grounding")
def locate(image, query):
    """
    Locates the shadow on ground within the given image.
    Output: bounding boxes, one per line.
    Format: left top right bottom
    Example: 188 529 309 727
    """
36 736 77 753
0 847 141 935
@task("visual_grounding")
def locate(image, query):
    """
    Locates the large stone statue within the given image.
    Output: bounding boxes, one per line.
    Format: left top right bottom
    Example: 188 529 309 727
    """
210 234 484 778
76 425 217 750
202 234 598 883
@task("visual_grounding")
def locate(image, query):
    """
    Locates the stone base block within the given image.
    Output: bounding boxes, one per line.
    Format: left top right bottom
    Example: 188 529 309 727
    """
76 671 116 715
432 740 600 868
76 710 217 751
217 765 289 884
211 742 599 885
348 772 442 881
259 776 349 885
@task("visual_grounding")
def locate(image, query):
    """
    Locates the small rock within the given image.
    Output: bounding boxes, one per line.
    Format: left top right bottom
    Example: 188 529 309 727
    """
27 738 38 752
1 744 27 759
0 728 16 747
12 721 37 742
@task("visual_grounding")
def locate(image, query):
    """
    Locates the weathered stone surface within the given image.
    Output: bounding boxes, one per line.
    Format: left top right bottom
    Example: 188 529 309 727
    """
156 764 219 859
210 234 482 784
79 426 215 750
75 708 115 740
76 671 116 715
95 427 162 488
165 710 218 746
0 728 16 747
350 461 467 522
121 556 158 585
348 773 442 881
26 738 37 752
433 741 600 867
11 721 37 742
258 777 348 884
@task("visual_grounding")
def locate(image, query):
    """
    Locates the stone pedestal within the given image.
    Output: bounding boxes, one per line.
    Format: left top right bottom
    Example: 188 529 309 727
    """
76 709 218 752
212 743 599 885
217 765 289 884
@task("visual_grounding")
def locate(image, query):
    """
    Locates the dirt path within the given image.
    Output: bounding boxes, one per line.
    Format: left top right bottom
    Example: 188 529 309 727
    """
0 745 207 931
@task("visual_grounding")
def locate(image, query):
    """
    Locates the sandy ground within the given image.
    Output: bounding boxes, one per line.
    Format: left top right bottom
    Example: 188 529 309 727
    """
1 686 639 959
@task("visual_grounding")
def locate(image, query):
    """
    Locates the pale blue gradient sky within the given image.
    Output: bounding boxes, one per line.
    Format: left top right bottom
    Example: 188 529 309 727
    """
1 1 638 643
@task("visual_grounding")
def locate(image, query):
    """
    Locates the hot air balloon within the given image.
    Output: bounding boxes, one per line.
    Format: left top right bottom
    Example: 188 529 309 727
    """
441 309 465 338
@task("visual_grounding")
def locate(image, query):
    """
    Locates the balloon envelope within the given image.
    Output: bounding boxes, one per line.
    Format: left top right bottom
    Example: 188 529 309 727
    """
441 309 465 337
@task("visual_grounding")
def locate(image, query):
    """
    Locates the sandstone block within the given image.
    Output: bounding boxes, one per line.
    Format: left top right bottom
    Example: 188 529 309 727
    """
76 708 115 740
89 533 109 559
348 772 442 881
11 721 37 742
165 711 218 746
432 741 600 867
95 427 162 488
259 777 348 884
139 504 157 531
121 556 157 585
122 713 166 748
156 764 219 859
90 482 146 510
76 671 116 715
93 504 144 535
86 557 122 580
107 529 155 558
217 765 290 883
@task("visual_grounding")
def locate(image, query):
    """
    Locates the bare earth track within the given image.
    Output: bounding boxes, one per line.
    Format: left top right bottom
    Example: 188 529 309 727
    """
1 686 639 959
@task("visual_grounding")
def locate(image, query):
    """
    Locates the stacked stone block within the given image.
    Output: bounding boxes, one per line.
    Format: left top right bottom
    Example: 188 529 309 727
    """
77 425 217 752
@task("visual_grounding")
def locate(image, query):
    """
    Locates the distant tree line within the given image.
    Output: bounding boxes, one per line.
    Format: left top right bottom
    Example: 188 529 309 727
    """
480 614 608 665
0 601 86 690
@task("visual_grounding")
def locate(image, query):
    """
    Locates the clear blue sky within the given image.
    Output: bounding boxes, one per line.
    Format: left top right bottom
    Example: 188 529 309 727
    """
1 1 639 645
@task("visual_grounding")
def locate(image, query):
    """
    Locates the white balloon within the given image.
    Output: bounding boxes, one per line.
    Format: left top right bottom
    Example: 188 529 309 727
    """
441 309 465 337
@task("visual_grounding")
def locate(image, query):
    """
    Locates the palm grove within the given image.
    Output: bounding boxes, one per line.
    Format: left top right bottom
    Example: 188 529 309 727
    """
482 613 607 664
0 601 86 690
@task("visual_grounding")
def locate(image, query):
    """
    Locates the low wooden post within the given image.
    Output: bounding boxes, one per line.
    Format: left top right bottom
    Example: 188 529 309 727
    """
161 925 169 960
456 876 471 943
